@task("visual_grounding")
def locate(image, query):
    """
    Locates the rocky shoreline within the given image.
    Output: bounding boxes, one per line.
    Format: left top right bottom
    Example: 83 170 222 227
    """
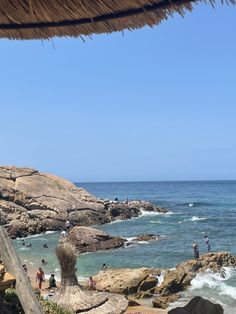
58 226 236 311
0 166 167 238
92 252 236 310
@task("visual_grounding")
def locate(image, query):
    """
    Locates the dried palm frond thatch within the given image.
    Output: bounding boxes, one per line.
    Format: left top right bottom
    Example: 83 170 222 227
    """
51 243 128 313
56 243 78 286
0 0 232 40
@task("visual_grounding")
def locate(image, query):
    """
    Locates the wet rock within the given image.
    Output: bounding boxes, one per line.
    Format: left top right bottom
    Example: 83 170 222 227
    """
153 294 180 309
168 296 223 314
134 234 160 242
61 226 126 253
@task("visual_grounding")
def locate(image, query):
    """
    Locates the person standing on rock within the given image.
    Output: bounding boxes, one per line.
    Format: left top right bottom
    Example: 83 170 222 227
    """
204 235 211 252
65 220 71 232
192 241 200 260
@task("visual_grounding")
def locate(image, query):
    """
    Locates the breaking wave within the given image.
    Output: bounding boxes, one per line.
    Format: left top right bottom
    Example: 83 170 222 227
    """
190 268 236 300
186 216 207 222
140 209 174 216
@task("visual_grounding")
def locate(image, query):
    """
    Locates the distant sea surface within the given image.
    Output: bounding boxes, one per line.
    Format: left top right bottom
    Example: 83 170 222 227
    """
14 181 236 313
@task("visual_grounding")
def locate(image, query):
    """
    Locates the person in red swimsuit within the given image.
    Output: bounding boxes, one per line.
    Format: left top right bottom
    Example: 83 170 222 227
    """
36 267 45 290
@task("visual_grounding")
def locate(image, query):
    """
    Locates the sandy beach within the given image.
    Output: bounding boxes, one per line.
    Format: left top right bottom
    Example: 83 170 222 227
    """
125 306 167 314
25 263 167 314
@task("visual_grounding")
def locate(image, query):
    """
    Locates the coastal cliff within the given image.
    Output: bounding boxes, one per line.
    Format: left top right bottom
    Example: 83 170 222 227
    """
0 166 167 238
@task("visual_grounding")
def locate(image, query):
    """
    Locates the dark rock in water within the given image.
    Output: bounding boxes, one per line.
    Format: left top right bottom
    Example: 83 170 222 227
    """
107 203 140 220
0 166 168 238
168 296 223 314
134 234 160 242
60 226 126 253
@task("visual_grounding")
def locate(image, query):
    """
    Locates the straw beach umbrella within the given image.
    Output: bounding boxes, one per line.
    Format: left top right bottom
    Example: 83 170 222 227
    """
0 0 233 40
51 243 128 313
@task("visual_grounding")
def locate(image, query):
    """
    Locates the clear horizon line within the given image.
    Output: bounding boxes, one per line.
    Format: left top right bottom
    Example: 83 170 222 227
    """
74 179 236 184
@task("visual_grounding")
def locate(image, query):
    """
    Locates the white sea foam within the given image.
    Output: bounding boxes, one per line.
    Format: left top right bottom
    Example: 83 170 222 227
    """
125 237 136 241
44 231 56 235
219 283 236 300
186 216 206 222
107 219 124 225
140 209 174 216
157 270 165 287
150 220 162 224
189 203 194 207
77 275 87 282
19 247 30 251
190 268 236 300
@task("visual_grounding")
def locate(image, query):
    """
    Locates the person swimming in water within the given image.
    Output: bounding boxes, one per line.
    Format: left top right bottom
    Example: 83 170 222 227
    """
102 263 107 270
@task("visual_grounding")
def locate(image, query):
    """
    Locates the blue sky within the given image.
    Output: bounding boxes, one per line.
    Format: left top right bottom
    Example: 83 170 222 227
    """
0 4 236 182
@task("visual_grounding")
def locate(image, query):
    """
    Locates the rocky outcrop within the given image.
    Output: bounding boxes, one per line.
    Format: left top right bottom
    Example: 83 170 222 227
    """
153 294 180 309
156 252 236 296
93 268 162 295
151 252 236 309
92 252 236 310
60 226 126 253
0 166 167 238
168 296 223 314
106 201 167 221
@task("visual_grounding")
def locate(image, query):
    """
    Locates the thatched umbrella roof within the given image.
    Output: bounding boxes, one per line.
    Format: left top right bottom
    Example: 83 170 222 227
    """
0 0 227 40
51 243 128 313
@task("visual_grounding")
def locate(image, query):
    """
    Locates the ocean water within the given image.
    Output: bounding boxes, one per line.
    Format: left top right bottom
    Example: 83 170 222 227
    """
14 181 236 313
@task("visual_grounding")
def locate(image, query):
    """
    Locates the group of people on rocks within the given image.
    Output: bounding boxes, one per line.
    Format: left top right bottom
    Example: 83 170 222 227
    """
192 235 211 260
60 220 72 237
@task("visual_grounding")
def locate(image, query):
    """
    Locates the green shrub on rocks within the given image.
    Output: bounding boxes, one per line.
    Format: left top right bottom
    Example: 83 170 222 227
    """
39 298 73 314
4 289 72 314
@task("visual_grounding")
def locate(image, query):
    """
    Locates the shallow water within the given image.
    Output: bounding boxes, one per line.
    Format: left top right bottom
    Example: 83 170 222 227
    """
14 181 236 312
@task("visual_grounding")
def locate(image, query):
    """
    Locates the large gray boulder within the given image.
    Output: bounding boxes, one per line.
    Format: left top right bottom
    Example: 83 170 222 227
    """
0 166 166 238
60 226 126 253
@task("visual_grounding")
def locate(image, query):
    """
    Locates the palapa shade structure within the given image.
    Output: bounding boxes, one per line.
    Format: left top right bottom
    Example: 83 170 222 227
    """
51 243 128 313
0 0 230 40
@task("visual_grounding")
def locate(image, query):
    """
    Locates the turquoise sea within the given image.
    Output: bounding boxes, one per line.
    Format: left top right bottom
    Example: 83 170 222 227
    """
14 181 236 313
